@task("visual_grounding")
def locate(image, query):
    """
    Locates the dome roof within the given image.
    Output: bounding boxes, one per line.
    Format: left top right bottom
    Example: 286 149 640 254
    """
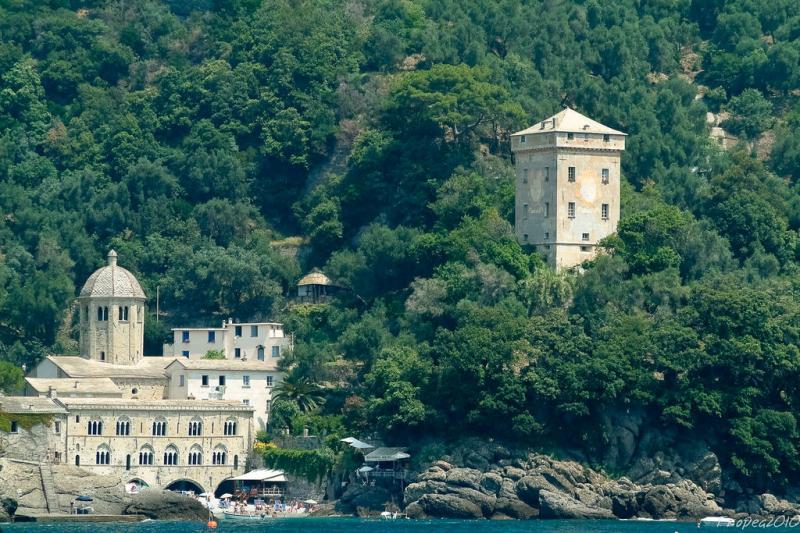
79 250 146 299
297 269 333 287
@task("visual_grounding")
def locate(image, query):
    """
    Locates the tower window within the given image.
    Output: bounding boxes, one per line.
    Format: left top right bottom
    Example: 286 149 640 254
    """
544 202 550 218
523 234 528 242
568 167 576 182
544 232 549 240
544 167 549 181
523 203 528 220
601 168 609 184
97 307 103 321
582 233 590 241
522 168 528 184
103 307 108 321
602 204 609 220
568 202 576 218
100 351 105 361
119 306 128 321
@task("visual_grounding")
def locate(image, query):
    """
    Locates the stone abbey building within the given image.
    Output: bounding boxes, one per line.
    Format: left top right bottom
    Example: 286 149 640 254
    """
0 250 287 496
511 108 626 269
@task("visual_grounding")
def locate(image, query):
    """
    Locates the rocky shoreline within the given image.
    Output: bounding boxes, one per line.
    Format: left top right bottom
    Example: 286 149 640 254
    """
0 459 207 522
402 452 800 521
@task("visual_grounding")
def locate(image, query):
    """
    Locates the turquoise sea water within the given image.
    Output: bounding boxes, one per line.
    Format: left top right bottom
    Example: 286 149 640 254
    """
2 518 798 533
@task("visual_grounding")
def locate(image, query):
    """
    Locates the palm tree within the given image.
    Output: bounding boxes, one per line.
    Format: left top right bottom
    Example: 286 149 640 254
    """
271 374 325 412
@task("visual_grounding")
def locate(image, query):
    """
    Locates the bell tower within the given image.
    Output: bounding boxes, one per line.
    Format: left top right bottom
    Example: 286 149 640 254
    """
78 250 146 365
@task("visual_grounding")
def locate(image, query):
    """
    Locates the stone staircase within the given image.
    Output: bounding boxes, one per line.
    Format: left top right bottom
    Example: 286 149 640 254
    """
39 462 60 513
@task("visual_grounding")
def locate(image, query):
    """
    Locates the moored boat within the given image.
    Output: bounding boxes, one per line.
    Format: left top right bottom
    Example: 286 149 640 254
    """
699 516 735 527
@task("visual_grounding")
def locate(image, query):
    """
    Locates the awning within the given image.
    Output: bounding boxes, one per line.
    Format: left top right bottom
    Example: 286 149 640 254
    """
341 437 374 450
230 469 287 482
364 447 410 462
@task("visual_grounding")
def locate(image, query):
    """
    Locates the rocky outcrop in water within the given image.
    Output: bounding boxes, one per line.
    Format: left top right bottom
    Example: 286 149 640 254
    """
404 456 724 520
123 490 207 520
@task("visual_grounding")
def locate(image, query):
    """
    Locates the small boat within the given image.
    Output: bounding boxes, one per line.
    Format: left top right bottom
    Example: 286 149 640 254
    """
699 516 736 527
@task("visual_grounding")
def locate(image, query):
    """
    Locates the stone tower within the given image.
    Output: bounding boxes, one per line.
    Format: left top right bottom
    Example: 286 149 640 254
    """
77 250 146 365
510 108 626 269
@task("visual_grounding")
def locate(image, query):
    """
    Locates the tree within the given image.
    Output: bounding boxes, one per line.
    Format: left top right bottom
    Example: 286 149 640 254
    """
271 375 325 413
722 89 773 140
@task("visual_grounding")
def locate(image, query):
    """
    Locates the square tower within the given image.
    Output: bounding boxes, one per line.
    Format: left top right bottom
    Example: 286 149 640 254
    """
511 108 626 269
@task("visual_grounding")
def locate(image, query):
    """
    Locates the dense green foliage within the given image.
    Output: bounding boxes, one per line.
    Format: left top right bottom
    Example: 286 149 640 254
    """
4 0 800 493
260 446 336 483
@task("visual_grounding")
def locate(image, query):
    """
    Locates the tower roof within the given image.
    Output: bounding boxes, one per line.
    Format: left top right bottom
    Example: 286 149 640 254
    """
297 269 333 287
512 107 626 137
79 250 146 299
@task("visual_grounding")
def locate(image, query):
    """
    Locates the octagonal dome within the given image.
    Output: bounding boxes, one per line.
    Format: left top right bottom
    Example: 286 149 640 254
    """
79 250 146 299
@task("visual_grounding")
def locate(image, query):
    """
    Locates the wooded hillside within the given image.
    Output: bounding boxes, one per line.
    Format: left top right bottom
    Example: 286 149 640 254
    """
3 0 800 492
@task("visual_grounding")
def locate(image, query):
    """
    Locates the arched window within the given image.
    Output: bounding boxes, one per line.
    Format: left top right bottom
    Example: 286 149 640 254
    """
97 306 103 321
152 417 167 436
257 346 265 361
87 419 103 436
75 455 80 466
223 419 237 436
116 417 131 436
95 445 111 465
212 445 227 465
138 445 154 465
188 417 202 436
163 445 178 466
188 445 203 466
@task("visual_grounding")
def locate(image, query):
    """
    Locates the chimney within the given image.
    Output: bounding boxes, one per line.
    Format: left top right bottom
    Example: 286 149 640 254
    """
48 386 57 399
108 249 118 267
303 427 309 438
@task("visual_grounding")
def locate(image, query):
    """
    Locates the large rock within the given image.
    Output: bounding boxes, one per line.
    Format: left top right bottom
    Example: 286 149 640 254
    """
337 484 393 514
409 494 484 519
538 490 614 519
123 490 207 520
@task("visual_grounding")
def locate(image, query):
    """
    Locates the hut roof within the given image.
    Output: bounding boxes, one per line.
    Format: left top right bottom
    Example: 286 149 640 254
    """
297 269 333 287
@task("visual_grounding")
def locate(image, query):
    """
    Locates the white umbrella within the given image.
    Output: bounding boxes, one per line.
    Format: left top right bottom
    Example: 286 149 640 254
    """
358 466 374 472
220 493 233 499
304 499 318 505
198 492 210 497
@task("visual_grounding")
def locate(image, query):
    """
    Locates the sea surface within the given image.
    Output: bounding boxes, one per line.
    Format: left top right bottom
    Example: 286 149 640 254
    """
2 518 798 533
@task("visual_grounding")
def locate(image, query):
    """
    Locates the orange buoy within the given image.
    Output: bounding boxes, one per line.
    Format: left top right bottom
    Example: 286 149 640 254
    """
207 520 217 528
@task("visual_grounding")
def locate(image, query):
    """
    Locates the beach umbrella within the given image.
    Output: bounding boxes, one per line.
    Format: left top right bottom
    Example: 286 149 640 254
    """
304 499 318 505
220 493 233 499
358 466 374 472
76 495 93 502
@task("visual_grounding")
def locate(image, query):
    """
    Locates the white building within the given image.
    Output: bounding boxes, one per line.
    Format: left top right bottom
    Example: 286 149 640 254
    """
163 320 289 361
165 359 280 431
